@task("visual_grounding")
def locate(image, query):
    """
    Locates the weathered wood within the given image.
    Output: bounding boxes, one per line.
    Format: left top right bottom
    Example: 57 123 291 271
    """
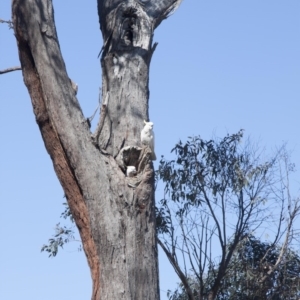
12 0 182 299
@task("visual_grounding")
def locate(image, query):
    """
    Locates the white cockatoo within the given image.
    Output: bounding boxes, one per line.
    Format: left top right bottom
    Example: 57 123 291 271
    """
126 166 137 177
141 120 156 161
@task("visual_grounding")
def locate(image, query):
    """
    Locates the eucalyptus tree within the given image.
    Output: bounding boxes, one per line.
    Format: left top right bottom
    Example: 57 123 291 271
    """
167 237 300 300
156 132 300 300
7 0 182 299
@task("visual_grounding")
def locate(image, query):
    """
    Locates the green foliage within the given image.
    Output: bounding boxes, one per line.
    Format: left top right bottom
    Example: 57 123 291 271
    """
168 236 300 299
219 235 300 299
156 131 300 300
60 201 74 222
156 130 273 238
41 223 76 257
159 130 246 203
41 202 78 257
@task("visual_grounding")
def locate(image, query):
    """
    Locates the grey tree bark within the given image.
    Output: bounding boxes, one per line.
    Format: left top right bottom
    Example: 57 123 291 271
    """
12 0 181 299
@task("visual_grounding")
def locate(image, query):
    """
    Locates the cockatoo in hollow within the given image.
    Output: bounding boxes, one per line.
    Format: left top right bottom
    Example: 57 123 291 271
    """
126 166 137 177
141 120 156 161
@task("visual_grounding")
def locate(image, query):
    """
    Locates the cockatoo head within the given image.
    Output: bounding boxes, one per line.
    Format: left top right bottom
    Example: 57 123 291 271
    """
144 120 154 130
126 166 137 177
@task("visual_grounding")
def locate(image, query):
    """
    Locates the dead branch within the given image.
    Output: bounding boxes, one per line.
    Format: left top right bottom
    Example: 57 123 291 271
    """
0 66 21 75
0 19 13 29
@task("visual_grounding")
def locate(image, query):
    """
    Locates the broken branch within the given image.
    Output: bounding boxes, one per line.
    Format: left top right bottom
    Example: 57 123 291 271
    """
0 19 13 29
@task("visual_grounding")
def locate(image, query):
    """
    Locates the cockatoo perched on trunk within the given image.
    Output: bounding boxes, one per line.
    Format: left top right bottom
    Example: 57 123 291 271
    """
141 120 156 161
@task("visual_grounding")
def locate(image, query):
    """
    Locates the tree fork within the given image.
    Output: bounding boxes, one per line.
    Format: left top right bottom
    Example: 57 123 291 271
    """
10 0 187 298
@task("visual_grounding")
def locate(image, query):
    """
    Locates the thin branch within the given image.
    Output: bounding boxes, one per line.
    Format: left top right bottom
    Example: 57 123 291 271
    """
221 187 227 249
92 91 109 142
88 101 100 125
201 185 224 249
259 200 300 285
199 217 210 296
0 66 21 75
180 219 199 283
0 19 13 29
158 238 195 300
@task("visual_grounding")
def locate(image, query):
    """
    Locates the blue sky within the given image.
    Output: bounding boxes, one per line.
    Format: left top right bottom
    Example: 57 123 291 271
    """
1 1 299 299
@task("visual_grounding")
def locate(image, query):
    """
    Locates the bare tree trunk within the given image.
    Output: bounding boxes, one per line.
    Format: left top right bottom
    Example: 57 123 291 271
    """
12 0 181 299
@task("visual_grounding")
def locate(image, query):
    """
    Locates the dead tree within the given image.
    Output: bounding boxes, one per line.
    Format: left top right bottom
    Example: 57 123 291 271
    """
11 0 182 299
